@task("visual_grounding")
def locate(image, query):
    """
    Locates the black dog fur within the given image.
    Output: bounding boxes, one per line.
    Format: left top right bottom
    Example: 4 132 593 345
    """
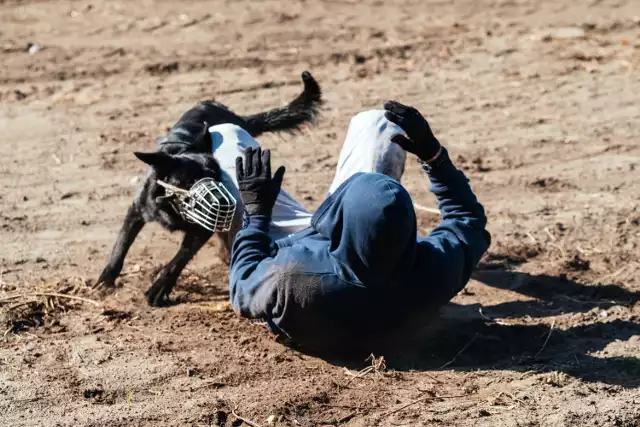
97 72 322 306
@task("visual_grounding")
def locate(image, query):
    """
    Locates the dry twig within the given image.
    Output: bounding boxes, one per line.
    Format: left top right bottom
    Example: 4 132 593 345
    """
179 381 226 392
381 393 466 417
439 333 478 369
0 292 99 307
526 230 537 244
534 318 556 358
382 395 432 417
478 308 508 325
232 408 262 427
322 411 356 425
0 295 22 304
343 354 386 387
594 265 629 283
543 227 556 241
30 292 100 306
422 372 444 384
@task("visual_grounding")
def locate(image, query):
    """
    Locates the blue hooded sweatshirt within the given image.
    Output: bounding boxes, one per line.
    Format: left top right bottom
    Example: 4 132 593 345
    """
229 149 490 351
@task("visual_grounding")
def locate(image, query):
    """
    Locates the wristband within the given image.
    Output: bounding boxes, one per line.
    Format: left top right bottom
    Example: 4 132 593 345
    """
418 147 448 173
423 146 443 164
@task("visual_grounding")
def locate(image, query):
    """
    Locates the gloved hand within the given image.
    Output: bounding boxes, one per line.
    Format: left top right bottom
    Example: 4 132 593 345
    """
236 147 286 217
383 100 442 162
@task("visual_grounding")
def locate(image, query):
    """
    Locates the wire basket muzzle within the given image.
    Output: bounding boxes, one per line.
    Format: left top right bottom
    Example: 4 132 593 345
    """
181 178 237 232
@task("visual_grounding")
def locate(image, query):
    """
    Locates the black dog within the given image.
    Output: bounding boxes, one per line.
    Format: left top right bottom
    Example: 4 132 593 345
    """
97 72 322 306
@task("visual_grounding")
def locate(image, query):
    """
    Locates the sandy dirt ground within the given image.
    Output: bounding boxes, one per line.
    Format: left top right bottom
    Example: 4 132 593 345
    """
1 0 639 426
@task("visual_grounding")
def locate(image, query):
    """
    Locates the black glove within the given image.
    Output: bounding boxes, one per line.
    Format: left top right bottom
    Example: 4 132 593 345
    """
383 100 442 162
236 147 285 217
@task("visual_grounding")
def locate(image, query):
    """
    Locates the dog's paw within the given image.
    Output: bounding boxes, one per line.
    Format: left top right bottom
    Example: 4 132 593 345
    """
145 290 172 307
93 283 119 299
96 268 120 287
144 279 176 307
92 274 120 298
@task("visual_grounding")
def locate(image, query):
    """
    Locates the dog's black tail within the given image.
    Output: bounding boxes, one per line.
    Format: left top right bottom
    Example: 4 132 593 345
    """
243 71 322 137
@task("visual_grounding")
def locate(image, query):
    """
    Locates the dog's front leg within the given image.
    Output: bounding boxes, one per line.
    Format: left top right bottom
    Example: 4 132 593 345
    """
144 229 212 307
97 203 146 289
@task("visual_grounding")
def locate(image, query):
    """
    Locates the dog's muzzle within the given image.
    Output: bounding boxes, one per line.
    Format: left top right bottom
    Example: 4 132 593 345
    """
156 178 236 232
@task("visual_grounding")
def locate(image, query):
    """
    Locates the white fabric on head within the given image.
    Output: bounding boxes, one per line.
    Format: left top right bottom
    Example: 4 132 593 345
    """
208 109 407 239
210 124 313 240
328 109 407 195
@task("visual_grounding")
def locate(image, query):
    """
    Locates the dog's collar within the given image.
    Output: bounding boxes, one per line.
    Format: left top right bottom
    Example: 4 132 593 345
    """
156 136 191 147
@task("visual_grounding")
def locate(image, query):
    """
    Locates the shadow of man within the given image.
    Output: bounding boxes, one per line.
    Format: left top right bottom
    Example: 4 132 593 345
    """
285 261 639 388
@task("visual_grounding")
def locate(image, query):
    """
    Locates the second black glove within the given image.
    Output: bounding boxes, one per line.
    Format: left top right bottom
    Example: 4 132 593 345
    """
383 100 442 162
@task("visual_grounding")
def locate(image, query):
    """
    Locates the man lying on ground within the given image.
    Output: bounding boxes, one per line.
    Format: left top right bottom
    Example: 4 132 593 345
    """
215 101 490 354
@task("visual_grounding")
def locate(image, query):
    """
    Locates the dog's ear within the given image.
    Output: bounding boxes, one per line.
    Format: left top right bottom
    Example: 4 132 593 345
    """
134 151 178 171
191 121 212 153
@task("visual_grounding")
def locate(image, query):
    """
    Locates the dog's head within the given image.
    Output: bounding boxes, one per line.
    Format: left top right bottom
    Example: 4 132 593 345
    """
135 122 221 187
134 123 224 229
134 150 222 191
